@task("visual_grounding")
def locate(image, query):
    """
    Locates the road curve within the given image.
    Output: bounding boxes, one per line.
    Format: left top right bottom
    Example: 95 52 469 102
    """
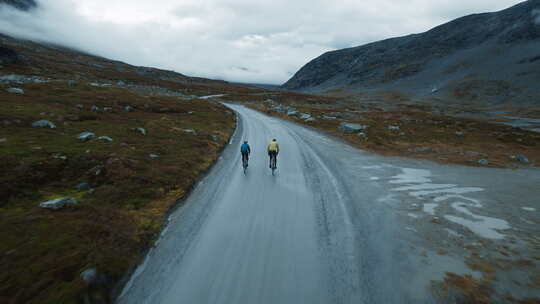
117 105 428 304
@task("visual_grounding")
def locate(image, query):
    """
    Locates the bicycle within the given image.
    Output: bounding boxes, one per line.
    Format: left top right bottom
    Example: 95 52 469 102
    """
269 153 277 175
242 153 249 174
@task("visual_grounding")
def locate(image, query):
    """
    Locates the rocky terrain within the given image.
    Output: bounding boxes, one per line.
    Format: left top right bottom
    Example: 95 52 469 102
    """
282 0 540 109
0 30 264 303
0 0 37 11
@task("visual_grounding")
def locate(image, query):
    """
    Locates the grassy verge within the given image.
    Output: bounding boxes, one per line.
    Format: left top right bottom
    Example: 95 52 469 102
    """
242 100 539 168
0 82 235 303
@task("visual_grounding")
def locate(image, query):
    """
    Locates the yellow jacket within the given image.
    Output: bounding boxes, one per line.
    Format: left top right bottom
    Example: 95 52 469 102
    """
267 141 279 152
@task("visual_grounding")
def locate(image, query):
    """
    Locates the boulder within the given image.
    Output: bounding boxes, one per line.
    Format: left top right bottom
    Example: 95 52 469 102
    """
124 105 134 112
77 132 96 141
80 268 98 283
455 131 465 136
512 154 530 163
76 182 91 191
321 115 337 120
339 122 369 134
32 120 56 129
133 127 147 136
98 136 113 143
6 88 24 94
75 104 84 110
287 110 299 116
357 132 367 138
300 113 311 120
478 159 489 166
305 117 316 122
387 125 400 131
39 197 78 210
184 129 197 135
68 80 78 86
271 105 288 113
91 105 100 112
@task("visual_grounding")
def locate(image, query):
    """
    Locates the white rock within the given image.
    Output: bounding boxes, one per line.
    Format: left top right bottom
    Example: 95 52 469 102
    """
6 88 24 94
32 120 56 129
78 132 96 141
39 197 78 210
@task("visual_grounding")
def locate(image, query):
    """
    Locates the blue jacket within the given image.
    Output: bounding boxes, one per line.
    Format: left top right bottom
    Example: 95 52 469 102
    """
240 143 251 153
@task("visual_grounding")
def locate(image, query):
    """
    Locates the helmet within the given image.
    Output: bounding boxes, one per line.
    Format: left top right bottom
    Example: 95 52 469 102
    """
273 138 276 141
244 141 248 144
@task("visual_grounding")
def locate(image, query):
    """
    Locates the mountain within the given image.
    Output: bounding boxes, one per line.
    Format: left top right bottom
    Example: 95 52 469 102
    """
0 0 37 10
282 0 540 106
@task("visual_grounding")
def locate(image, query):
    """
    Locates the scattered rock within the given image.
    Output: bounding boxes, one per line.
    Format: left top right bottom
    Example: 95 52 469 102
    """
478 159 489 166
305 117 316 122
98 136 113 143
356 132 367 138
75 104 84 110
339 122 369 134
124 105 134 112
76 182 91 191
328 112 361 119
53 154 67 160
133 127 147 136
512 154 530 163
321 115 337 120
184 129 197 135
300 113 311 120
77 132 96 141
91 105 100 112
6 88 24 94
103 107 113 112
80 268 98 283
68 80 78 86
39 197 78 210
117 80 126 86
455 131 465 136
387 125 400 131
271 105 288 113
149 154 160 159
287 110 299 116
31 120 56 129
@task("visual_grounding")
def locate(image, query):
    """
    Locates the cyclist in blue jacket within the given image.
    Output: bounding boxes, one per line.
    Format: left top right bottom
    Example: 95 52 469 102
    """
240 141 251 167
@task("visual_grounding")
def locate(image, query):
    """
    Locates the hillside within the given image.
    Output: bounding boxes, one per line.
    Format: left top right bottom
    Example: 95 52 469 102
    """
282 0 540 107
0 31 261 303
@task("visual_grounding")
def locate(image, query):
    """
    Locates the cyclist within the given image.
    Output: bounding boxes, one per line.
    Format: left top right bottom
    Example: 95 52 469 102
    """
240 141 251 167
267 139 279 169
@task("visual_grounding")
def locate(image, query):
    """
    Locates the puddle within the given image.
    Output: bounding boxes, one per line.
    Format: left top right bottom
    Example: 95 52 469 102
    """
390 168 510 240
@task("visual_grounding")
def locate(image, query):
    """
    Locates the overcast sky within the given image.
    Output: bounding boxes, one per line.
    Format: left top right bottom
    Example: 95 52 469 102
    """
0 0 524 84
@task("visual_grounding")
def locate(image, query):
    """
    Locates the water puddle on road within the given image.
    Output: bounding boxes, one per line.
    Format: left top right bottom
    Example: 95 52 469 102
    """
389 168 511 240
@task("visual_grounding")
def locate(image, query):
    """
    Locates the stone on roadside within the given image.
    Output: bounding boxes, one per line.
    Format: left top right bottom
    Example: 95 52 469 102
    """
80 268 98 283
77 132 96 141
76 182 91 191
32 120 56 129
287 110 299 116
339 122 369 134
478 159 489 166
7 88 24 94
39 197 78 210
321 115 337 120
512 154 529 163
133 127 147 136
300 113 311 120
98 136 113 143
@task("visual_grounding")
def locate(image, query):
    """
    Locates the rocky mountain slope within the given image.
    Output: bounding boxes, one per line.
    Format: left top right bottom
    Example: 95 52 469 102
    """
282 0 540 106
0 0 37 10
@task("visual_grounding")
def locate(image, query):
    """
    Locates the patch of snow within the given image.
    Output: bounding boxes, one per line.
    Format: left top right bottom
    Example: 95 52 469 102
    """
445 228 462 238
362 165 382 169
410 187 483 197
199 94 225 99
423 203 438 215
522 207 536 212
390 168 431 184
445 202 510 240
370 177 379 180
393 183 456 191
408 213 420 219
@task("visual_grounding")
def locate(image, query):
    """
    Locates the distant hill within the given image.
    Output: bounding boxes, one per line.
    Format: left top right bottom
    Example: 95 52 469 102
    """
0 0 37 10
282 0 540 106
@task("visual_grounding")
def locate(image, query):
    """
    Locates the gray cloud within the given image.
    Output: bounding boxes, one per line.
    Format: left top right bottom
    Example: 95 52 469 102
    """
0 0 524 84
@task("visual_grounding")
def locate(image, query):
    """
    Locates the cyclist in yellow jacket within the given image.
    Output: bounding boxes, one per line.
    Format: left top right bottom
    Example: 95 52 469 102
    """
267 139 279 169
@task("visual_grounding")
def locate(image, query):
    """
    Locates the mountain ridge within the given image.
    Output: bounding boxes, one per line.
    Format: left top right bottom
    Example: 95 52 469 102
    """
282 0 540 106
